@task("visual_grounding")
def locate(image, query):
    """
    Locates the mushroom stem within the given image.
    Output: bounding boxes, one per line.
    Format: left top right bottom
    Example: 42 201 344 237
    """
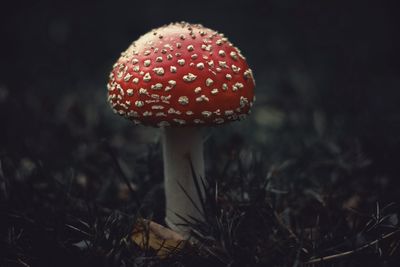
162 127 205 236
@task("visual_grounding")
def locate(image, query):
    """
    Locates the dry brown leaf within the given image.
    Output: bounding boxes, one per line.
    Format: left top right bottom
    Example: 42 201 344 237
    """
131 219 187 258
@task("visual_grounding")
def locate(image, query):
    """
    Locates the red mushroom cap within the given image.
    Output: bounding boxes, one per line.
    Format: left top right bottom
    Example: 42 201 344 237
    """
107 22 255 127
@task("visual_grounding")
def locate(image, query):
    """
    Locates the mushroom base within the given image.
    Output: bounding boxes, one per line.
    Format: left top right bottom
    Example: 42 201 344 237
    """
162 127 205 237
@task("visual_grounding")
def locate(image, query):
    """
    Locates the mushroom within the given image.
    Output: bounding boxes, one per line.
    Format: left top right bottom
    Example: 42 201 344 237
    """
107 22 255 236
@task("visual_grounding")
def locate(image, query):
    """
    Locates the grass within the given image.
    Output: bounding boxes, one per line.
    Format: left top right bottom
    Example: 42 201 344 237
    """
1 129 400 266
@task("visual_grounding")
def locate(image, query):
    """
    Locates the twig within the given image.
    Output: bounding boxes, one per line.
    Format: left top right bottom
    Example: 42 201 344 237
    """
17 258 30 267
269 203 299 243
303 229 400 265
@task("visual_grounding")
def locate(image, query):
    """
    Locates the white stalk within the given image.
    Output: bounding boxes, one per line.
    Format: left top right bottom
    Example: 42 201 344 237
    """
162 127 205 236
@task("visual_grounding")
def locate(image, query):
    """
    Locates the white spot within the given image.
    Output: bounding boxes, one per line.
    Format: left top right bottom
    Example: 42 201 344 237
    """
219 61 228 68
230 51 238 60
235 82 244 89
183 73 197 82
132 77 139 84
132 58 139 64
151 83 163 90
156 112 166 117
170 66 177 73
186 111 194 115
127 89 134 96
231 64 240 73
135 101 144 107
176 43 182 48
156 56 163 62
211 88 219 95
194 87 202 93
179 34 185 40
194 119 205 124
153 67 165 76
161 95 171 103
133 66 140 72
207 60 214 67
206 78 213 87
167 54 173 60
143 111 152 116
177 59 185 66
244 69 253 79
118 64 127 78
218 50 226 57
168 80 176 86
116 84 124 95
196 62 204 70
164 44 173 51
201 44 212 51
168 108 181 114
151 105 164 110
191 54 198 60
178 96 189 105
144 50 151 56
187 45 194 51
144 60 151 67
216 39 223 46
225 74 232 80
225 110 234 116
139 88 148 95
240 96 249 108
123 73 132 81
143 73 151 82
196 95 209 102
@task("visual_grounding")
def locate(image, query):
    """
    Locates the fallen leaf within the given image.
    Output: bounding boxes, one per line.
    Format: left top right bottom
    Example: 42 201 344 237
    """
131 219 187 258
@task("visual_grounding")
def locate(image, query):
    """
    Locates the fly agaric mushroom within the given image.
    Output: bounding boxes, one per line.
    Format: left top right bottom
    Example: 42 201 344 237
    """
107 22 255 236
